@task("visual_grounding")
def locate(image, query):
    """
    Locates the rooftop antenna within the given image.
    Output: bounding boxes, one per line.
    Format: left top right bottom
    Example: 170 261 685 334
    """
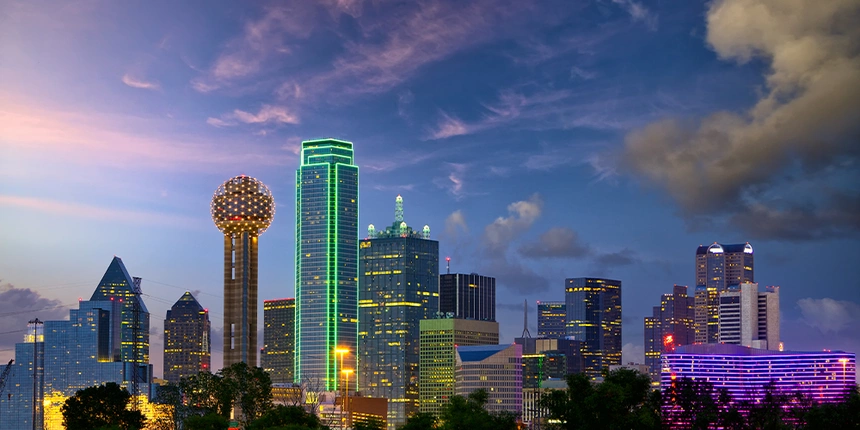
521 300 532 338
446 256 451 274
395 195 404 223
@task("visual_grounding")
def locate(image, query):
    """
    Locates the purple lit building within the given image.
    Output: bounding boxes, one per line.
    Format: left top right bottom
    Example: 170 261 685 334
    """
661 344 856 404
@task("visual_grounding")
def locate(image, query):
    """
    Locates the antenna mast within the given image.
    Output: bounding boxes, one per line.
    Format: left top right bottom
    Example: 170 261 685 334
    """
521 300 531 338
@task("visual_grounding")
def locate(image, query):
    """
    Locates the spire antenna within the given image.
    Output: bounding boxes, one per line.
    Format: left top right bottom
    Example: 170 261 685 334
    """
445 256 451 274
521 299 532 338
395 195 404 223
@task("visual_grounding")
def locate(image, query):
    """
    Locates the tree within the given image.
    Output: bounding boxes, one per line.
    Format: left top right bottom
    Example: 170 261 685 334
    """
184 412 230 430
182 371 233 418
439 389 517 430
248 404 326 430
221 362 274 427
398 412 437 430
61 382 146 430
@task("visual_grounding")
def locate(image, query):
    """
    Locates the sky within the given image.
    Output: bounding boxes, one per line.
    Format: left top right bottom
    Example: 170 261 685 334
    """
1 0 859 380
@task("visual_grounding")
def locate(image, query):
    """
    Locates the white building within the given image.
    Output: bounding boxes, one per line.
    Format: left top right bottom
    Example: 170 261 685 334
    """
718 282 780 349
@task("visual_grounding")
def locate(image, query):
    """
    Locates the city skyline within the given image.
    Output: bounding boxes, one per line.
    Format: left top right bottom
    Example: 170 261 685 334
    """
1 0 858 382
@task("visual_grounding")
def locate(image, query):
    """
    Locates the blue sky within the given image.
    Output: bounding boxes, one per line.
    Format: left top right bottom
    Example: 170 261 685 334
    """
1 0 858 378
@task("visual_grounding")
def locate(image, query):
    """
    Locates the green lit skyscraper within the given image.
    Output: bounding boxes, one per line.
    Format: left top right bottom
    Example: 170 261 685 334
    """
295 138 359 391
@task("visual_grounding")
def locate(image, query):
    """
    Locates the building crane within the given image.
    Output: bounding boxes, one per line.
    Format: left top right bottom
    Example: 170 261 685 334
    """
0 359 13 396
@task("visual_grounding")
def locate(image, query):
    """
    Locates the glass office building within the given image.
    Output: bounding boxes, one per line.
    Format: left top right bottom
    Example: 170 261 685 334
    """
163 292 210 384
537 301 566 338
565 277 622 378
89 256 150 365
359 195 439 428
439 273 495 322
455 344 523 415
263 298 296 384
295 138 359 391
694 243 754 344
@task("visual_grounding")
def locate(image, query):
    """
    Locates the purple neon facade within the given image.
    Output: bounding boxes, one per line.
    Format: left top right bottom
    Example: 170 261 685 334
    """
661 344 856 405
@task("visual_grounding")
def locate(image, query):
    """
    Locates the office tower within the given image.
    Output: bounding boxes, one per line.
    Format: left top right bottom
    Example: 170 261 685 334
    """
662 344 855 408
419 318 499 415
163 292 211 384
455 344 523 414
565 277 621 378
263 298 296 384
537 301 566 338
518 337 583 387
359 195 439 428
211 175 275 367
89 256 150 364
718 282 780 349
439 273 495 321
694 243 754 344
644 285 695 381
295 138 359 391
0 263 154 429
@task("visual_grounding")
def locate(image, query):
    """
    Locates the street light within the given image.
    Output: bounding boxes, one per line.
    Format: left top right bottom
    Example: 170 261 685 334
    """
342 369 354 430
335 347 350 389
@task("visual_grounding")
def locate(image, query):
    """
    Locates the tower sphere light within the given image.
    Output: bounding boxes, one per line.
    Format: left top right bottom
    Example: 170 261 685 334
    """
211 175 275 235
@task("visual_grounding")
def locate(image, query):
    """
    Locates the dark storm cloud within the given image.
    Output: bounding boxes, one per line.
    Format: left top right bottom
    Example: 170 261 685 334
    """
594 248 639 267
518 227 592 258
0 281 71 352
621 0 860 241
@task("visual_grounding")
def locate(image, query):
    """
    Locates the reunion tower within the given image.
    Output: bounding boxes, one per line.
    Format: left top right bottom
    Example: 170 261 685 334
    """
211 175 275 367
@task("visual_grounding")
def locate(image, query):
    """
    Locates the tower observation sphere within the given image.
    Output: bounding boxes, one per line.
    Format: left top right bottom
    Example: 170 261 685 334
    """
211 174 275 368
211 175 275 235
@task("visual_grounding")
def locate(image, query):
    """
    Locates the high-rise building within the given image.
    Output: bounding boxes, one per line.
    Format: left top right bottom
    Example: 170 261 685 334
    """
419 318 499 415
263 298 296 384
211 175 275 367
455 344 523 414
694 243 754 344
644 285 695 381
163 292 211 384
359 195 439 428
0 259 153 429
718 282 780 349
89 256 150 364
662 344 855 410
565 277 622 378
537 301 566 338
295 138 359 391
439 273 495 321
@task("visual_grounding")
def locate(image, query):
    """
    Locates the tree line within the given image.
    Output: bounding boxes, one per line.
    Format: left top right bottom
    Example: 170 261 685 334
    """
60 366 858 430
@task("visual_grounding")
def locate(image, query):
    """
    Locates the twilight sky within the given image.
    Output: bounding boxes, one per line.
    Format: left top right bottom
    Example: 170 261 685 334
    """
1 0 859 379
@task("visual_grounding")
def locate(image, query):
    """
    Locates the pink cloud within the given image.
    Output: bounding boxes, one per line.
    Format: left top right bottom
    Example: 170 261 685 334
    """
0 195 201 228
121 73 160 90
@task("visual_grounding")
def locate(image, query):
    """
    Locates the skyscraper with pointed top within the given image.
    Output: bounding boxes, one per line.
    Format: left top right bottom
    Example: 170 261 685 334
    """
163 292 211 384
89 256 150 364
295 138 359 391
359 195 439 428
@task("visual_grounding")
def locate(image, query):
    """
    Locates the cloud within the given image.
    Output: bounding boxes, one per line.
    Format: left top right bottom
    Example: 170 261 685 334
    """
121 73 160 90
519 227 592 258
611 0 658 31
430 113 470 139
570 66 597 80
433 163 469 199
621 0 860 241
594 248 640 268
797 298 860 334
622 342 645 365
207 104 299 127
397 90 415 120
0 282 71 353
479 194 550 294
444 210 468 238
0 195 202 228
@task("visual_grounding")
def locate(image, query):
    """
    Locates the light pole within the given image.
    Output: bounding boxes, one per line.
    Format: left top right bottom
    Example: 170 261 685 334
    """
335 348 350 389
342 368 354 430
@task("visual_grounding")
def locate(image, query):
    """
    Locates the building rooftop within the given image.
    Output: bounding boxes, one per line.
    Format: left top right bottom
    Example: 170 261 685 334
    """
456 344 512 362
672 343 852 356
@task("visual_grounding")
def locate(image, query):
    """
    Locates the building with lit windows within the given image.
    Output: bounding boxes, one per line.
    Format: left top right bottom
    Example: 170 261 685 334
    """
211 175 275 367
455 344 523 414
718 282 780 349
439 273 495 321
537 301 566 338
565 277 621 379
694 243 754 344
419 318 499 415
263 298 296 384
662 344 855 409
644 285 695 381
295 138 359 391
0 259 153 429
163 292 210 384
358 195 439 428
89 256 150 365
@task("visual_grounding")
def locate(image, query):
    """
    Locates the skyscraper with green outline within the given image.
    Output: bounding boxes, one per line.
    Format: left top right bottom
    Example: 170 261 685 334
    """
295 138 359 391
